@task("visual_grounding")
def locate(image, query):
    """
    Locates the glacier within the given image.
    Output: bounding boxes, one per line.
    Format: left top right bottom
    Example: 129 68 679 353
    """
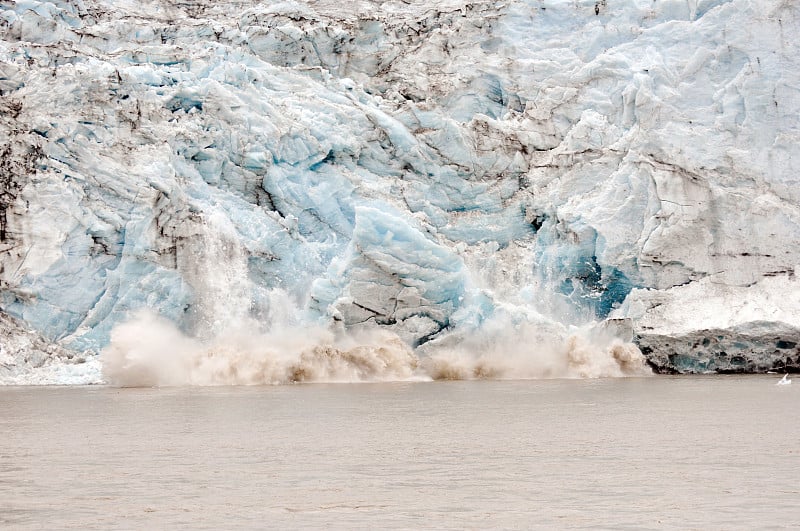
1 0 799 384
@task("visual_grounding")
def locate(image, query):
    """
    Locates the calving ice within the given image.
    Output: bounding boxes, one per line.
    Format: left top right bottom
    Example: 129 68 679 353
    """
1 0 798 384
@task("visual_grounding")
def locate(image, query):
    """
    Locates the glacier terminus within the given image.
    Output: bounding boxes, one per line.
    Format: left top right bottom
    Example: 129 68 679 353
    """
1 0 799 384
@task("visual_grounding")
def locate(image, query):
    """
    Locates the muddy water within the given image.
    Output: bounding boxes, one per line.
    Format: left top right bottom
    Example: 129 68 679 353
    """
1 376 798 529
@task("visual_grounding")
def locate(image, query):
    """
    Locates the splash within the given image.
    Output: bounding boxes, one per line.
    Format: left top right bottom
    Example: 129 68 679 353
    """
102 310 649 386
419 317 650 381
102 311 421 386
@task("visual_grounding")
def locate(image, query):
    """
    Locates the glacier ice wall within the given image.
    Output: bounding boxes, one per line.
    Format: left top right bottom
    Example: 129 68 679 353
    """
1 0 799 381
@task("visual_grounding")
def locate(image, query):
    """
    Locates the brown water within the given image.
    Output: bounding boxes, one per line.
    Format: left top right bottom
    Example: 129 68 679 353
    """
1 376 798 529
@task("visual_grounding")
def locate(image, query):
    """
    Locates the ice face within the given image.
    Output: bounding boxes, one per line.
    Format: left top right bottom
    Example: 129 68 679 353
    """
1 0 799 380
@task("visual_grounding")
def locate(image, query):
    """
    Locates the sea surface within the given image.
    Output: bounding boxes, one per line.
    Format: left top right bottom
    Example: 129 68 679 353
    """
1 376 797 529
